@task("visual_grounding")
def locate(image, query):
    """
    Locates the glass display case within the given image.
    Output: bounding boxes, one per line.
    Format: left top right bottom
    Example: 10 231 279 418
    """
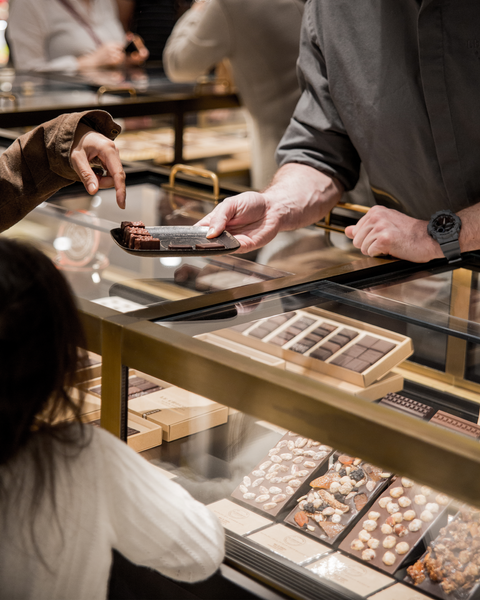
0 67 240 163
6 164 480 600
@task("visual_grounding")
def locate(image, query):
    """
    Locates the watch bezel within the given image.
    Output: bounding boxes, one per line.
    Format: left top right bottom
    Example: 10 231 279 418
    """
427 209 462 243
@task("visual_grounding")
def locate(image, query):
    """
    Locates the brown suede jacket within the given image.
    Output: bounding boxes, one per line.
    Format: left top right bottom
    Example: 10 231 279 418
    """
0 110 121 232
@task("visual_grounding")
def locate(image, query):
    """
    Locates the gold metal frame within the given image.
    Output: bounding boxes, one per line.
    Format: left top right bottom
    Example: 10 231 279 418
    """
161 163 221 203
96 86 137 101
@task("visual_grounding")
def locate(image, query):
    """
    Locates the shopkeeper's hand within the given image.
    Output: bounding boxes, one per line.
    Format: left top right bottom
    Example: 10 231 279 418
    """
70 123 126 209
196 191 283 253
345 205 442 262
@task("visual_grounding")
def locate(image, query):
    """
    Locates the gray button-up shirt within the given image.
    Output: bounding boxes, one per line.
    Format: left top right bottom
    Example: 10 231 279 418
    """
277 0 479 220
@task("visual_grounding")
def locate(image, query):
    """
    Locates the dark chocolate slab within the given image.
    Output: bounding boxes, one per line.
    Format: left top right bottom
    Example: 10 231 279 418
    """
340 476 450 574
285 453 391 545
379 393 435 420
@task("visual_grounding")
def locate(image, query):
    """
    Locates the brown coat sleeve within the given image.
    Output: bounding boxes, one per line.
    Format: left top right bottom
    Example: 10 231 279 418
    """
0 110 121 232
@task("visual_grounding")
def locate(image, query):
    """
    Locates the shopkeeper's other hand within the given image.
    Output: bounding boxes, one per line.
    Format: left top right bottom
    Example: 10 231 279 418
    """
196 191 283 253
70 123 126 209
345 205 442 263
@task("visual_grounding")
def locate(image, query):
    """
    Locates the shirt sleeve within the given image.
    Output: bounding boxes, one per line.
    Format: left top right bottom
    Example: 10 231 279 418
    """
8 0 79 72
97 428 225 582
275 2 361 191
0 110 121 232
163 1 232 82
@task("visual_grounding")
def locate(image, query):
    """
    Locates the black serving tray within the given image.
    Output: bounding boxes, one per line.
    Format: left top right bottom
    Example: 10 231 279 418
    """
110 226 240 257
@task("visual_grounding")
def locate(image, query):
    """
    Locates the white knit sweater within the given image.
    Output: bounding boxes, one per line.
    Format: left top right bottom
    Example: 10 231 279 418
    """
0 426 225 599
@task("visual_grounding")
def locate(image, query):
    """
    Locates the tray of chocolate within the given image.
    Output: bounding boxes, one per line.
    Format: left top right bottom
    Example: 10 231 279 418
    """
284 453 391 544
111 222 240 257
230 431 333 517
224 308 413 387
405 505 480 600
339 477 451 574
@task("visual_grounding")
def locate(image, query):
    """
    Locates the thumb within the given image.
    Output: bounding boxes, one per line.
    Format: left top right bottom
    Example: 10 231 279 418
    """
344 225 355 239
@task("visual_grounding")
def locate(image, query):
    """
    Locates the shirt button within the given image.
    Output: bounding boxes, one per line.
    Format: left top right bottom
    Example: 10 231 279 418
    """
111 128 119 135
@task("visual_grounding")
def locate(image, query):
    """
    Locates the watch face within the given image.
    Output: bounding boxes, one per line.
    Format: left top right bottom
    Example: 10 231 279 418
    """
428 210 461 241
432 213 457 233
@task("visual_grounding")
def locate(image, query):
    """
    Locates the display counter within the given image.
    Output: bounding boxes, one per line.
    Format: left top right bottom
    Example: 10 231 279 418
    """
6 164 480 600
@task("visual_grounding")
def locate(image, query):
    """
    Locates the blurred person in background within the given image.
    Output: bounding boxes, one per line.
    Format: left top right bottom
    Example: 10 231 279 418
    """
116 0 190 63
163 0 305 191
8 0 148 72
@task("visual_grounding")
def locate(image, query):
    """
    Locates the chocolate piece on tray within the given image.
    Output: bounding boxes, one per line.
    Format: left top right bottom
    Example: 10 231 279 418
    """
134 237 160 250
379 393 435 420
405 505 480 599
340 476 451 574
168 243 193 250
430 411 480 439
195 242 226 250
124 226 148 246
231 431 332 517
285 452 391 544
121 220 145 230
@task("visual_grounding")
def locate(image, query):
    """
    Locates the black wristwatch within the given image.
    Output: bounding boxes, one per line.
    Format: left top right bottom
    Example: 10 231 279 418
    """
427 209 462 263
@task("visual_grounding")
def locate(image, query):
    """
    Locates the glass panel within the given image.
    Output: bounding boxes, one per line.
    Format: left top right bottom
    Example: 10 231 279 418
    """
7 183 286 309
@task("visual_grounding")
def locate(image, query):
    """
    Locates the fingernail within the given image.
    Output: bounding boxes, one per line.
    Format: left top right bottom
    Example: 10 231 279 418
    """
88 183 96 194
207 227 215 237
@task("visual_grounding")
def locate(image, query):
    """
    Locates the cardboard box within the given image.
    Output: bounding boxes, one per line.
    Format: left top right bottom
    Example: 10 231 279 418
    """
83 410 163 452
129 386 228 441
76 351 102 382
217 308 413 388
196 333 286 369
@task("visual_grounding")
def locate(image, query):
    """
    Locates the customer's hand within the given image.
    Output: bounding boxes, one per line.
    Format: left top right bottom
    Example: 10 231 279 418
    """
70 123 126 209
125 33 149 66
345 205 441 262
77 42 126 70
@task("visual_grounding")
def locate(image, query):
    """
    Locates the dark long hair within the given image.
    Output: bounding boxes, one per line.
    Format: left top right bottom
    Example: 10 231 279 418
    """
0 237 89 522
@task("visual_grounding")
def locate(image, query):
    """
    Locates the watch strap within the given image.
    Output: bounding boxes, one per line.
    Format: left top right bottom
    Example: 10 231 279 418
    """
439 239 462 263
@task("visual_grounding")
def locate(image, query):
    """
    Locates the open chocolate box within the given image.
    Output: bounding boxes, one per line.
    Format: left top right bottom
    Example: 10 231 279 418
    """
231 431 333 517
284 452 392 545
339 477 451 575
218 308 413 387
403 504 480 600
